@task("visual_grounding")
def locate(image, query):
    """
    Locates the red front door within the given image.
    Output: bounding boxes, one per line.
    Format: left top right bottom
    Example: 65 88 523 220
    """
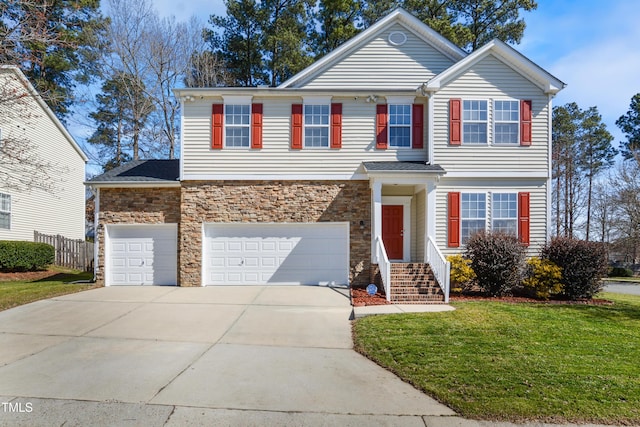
382 205 403 260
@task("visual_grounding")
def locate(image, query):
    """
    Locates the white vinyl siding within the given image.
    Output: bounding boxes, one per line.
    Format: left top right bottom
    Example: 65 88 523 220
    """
0 193 10 229
433 54 550 174
435 178 547 256
0 69 86 241
182 97 428 178
296 24 455 89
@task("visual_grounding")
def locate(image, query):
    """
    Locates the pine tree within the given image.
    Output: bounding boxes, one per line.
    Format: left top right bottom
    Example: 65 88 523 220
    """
616 93 640 163
309 0 362 58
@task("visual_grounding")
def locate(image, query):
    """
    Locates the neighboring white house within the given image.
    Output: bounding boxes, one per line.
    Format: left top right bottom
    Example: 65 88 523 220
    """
0 65 87 241
88 9 564 302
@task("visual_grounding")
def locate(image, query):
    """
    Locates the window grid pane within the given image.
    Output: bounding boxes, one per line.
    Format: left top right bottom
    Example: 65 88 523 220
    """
492 193 517 234
494 100 519 144
389 104 411 147
461 193 486 244
225 104 250 147
304 104 329 147
0 193 10 230
463 100 487 144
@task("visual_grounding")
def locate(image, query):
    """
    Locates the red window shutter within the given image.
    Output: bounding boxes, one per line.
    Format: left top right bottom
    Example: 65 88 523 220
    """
291 104 303 149
448 192 461 248
251 103 263 149
449 99 461 145
376 104 388 149
520 100 532 146
211 104 224 149
412 103 424 149
331 103 342 149
518 192 530 246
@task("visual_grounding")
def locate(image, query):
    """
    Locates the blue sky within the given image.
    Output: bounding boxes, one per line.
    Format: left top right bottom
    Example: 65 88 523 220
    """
152 0 640 148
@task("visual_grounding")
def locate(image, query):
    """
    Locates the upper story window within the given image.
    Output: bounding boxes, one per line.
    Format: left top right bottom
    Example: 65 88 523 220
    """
375 96 423 150
304 104 329 148
461 193 486 244
388 104 411 148
492 193 517 234
0 193 11 230
212 96 263 150
225 104 251 148
462 100 488 144
494 100 519 144
450 98 532 146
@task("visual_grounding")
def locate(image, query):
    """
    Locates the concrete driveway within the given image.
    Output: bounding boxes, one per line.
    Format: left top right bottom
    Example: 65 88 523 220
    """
0 285 455 426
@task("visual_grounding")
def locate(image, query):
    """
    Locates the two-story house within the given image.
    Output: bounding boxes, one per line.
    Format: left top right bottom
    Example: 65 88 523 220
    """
88 9 564 302
0 66 88 242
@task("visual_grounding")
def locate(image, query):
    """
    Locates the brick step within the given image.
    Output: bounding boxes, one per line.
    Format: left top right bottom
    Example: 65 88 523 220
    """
391 283 436 289
391 287 443 295
391 294 446 303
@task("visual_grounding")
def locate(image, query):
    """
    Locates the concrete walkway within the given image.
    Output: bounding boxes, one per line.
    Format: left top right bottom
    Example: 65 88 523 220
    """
0 286 614 426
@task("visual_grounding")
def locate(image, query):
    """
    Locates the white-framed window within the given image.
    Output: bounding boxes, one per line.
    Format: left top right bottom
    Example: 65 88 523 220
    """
463 100 488 144
492 193 517 234
225 104 251 148
494 100 519 144
389 104 411 148
304 104 329 148
0 193 10 230
461 193 486 244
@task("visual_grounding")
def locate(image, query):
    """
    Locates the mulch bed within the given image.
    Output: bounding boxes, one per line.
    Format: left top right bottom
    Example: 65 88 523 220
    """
450 295 613 305
350 286 613 307
0 269 60 282
350 287 390 307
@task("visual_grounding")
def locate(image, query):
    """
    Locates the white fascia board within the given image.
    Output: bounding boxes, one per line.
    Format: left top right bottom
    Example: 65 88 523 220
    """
423 39 566 95
444 171 548 179
278 8 466 89
86 181 181 188
385 95 416 104
181 173 368 181
174 87 420 99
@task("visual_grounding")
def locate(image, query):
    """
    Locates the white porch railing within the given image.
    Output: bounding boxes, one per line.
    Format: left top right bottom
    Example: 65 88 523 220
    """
426 236 450 303
375 236 391 302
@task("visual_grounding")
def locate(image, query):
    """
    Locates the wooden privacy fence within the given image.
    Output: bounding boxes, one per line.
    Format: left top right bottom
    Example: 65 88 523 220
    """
34 231 94 272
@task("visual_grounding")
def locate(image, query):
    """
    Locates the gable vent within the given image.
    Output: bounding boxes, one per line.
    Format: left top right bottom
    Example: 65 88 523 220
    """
388 31 407 46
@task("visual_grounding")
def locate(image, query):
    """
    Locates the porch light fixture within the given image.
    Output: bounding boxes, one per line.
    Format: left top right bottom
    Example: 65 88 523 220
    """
359 220 365 229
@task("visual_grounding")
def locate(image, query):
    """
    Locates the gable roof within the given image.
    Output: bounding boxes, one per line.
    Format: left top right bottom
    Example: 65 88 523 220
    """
0 65 88 162
421 38 566 95
278 8 466 88
87 159 180 186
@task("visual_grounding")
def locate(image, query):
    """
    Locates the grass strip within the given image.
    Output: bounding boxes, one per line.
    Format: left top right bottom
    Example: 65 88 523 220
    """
353 293 640 424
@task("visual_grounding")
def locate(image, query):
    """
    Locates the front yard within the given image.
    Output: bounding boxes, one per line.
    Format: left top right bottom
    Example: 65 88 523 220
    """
353 292 640 425
0 268 98 311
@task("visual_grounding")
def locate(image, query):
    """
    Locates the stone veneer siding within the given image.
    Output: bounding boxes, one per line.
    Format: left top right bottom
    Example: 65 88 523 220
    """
95 187 181 285
181 180 371 287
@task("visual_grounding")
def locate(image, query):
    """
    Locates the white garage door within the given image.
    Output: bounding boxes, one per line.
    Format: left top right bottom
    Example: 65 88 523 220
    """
203 223 349 286
107 224 177 286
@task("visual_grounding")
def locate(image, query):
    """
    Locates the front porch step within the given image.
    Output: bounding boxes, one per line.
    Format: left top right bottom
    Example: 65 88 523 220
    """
389 263 445 303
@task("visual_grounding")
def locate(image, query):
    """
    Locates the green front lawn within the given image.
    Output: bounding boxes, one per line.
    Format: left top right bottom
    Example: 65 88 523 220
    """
0 269 98 311
353 293 640 425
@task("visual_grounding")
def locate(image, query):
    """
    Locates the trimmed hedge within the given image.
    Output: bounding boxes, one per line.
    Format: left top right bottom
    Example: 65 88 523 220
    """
0 241 55 272
541 237 608 300
609 266 634 278
464 232 526 296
